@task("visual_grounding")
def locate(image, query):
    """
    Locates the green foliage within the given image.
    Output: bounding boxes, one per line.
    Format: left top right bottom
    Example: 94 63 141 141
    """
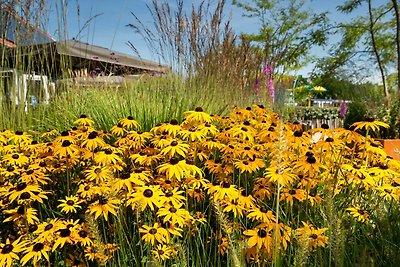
343 100 368 128
296 106 340 120
233 0 329 78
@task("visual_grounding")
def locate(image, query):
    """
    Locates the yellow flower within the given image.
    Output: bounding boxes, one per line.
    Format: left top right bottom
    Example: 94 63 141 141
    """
84 165 113 183
53 140 79 158
209 181 239 201
243 226 273 252
0 237 27 267
87 196 120 221
127 185 163 211
160 139 190 158
81 131 106 151
74 114 95 126
119 116 140 130
20 241 51 266
247 206 276 224
296 222 329 251
157 203 192 227
352 118 389 132
139 223 169 245
3 206 39 225
151 244 174 261
183 107 213 123
222 198 245 218
346 206 369 223
264 165 297 187
157 158 187 181
58 196 83 214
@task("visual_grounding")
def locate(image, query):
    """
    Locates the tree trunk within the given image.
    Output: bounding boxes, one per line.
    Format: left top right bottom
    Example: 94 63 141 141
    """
368 0 390 104
392 0 400 98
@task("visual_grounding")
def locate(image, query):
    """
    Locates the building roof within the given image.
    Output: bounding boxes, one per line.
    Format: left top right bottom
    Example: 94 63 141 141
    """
56 40 169 73
3 40 169 76
0 4 55 47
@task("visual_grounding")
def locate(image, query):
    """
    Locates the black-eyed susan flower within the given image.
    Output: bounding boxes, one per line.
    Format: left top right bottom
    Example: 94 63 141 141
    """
81 131 106 151
264 165 297 187
352 118 389 133
222 198 245 218
294 153 323 176
119 116 140 130
183 107 213 124
157 203 192 227
179 126 206 142
84 165 113 183
8 130 32 145
74 114 95 126
0 237 27 267
151 244 174 261
157 157 187 181
162 188 186 206
139 223 169 245
234 158 265 173
3 206 39 225
296 222 329 251
346 206 369 223
160 139 190 158
72 225 93 247
20 241 51 266
243 226 273 251
127 185 163 211
53 140 79 158
3 153 29 167
52 226 76 251
377 184 399 200
209 181 239 201
279 188 307 206
58 196 83 214
33 219 62 243
87 196 120 221
110 123 126 136
247 206 276 224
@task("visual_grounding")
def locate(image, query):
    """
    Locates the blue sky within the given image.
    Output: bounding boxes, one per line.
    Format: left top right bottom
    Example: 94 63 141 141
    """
46 0 369 77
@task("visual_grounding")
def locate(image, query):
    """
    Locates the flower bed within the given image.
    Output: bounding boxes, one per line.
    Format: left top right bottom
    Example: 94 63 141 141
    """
0 105 399 266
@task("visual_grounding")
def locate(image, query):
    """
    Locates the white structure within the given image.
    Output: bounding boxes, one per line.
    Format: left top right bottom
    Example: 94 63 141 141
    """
0 68 53 112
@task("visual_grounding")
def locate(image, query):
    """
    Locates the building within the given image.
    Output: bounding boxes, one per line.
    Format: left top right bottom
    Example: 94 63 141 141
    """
0 4 169 111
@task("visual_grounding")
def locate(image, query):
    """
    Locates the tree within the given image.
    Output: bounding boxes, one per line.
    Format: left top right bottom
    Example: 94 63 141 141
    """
232 0 329 84
316 0 397 104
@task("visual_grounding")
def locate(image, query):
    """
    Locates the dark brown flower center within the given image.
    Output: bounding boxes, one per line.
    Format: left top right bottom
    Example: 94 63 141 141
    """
20 192 31 199
62 140 71 147
169 207 177 213
310 234 318 239
143 189 154 198
98 197 108 205
44 224 54 231
307 156 316 164
222 181 230 188
16 182 27 191
294 131 303 137
79 230 88 238
257 229 267 238
66 200 75 206
1 244 13 254
170 140 178 146
169 157 180 165
12 154 19 159
33 243 44 252
149 228 157 235
59 228 71 237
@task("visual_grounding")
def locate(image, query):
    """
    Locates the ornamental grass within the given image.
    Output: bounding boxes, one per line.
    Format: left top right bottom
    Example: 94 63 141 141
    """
1 105 400 266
